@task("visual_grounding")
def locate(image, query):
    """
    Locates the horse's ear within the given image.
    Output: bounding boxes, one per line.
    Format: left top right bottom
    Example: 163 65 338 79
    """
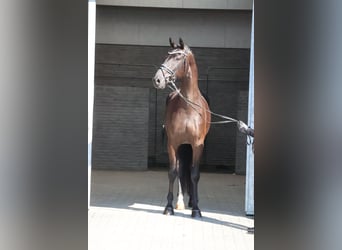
179 37 184 49
169 37 176 48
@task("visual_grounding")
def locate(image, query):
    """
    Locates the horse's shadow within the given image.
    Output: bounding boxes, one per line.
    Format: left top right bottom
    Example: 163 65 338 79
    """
91 199 254 233
127 205 253 232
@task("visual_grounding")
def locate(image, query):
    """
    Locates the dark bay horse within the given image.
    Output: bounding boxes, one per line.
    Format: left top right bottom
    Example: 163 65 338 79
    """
153 38 211 218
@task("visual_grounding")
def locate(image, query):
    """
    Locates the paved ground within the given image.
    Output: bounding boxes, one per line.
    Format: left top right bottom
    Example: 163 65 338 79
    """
89 170 254 250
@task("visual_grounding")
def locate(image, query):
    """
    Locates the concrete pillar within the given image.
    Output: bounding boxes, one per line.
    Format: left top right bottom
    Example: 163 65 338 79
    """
235 90 248 175
88 0 96 208
245 1 254 215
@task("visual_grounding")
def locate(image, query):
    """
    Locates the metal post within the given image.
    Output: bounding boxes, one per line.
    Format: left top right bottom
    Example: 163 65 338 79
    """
245 1 254 215
88 0 96 208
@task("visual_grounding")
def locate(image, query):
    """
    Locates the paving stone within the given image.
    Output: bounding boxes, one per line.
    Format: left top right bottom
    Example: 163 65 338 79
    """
89 170 254 250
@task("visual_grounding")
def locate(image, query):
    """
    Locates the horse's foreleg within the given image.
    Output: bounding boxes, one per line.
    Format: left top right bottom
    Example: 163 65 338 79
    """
164 145 177 215
190 145 203 218
190 165 201 217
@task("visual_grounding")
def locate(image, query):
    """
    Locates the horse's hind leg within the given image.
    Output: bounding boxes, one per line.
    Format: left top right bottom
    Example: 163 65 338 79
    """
164 145 177 215
176 178 185 210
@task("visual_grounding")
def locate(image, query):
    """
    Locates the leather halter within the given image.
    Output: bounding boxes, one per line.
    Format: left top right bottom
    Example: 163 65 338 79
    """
158 50 188 85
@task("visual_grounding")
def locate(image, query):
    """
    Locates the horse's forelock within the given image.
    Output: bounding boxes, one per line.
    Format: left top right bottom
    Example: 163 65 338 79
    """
169 45 191 55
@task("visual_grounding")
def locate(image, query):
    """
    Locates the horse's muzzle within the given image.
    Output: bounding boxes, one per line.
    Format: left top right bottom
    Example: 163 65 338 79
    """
152 74 166 89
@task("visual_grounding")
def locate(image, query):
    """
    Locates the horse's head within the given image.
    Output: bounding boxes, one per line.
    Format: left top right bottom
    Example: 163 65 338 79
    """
153 37 191 89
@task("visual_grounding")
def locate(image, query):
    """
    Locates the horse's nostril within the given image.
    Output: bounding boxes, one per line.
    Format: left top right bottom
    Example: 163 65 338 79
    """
157 79 160 83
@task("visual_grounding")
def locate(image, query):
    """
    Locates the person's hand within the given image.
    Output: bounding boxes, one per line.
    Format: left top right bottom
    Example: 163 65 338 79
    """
237 120 249 134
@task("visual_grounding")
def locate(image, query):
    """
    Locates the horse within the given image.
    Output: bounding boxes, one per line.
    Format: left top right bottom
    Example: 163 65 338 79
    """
152 38 211 218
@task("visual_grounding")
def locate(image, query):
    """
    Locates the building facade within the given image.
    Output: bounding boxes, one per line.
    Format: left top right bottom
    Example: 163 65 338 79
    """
92 0 252 174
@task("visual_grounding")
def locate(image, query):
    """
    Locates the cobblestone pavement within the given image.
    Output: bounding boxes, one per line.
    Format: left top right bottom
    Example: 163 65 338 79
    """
89 170 254 250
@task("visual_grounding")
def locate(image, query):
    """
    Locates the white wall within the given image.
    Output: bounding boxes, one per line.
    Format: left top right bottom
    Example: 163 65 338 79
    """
96 6 251 48
97 0 252 10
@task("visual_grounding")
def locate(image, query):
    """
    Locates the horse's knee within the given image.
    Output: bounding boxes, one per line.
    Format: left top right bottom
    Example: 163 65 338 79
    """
168 168 177 180
190 168 200 183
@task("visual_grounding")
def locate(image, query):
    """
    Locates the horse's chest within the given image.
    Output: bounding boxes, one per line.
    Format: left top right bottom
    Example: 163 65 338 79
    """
169 111 200 135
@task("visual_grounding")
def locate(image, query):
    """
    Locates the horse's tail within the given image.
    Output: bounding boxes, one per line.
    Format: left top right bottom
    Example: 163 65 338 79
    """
177 144 192 195
161 125 166 147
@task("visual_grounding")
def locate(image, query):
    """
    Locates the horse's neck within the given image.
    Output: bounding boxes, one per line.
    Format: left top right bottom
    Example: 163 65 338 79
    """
179 63 200 100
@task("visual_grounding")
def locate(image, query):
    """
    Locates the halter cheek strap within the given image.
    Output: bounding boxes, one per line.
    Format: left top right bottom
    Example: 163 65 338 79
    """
160 64 174 75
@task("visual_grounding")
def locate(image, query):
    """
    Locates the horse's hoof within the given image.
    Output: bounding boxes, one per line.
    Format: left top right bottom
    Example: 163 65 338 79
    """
191 209 202 218
176 202 185 210
163 206 174 215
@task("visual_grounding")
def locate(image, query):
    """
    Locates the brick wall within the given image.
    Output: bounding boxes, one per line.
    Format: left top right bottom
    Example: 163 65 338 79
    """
92 86 149 170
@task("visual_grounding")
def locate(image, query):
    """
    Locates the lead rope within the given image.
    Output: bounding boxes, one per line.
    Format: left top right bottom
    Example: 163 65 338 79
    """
167 82 202 114
247 134 253 145
167 81 238 124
